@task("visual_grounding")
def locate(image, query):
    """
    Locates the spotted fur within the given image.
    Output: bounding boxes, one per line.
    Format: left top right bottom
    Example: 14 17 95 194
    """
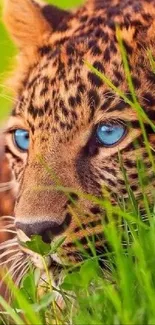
1 0 155 270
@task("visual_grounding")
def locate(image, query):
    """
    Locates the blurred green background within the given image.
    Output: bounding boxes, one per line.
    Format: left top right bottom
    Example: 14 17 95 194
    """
0 0 83 122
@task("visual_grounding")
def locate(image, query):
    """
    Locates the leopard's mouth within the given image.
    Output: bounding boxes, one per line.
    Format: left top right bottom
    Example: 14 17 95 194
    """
17 228 106 272
17 229 75 271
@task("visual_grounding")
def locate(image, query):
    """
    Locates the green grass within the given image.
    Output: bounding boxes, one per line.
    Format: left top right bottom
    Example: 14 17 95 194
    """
1 193 155 324
0 1 155 324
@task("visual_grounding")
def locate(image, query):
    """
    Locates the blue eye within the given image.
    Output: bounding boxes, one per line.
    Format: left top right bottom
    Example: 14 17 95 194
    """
14 129 29 151
96 123 126 146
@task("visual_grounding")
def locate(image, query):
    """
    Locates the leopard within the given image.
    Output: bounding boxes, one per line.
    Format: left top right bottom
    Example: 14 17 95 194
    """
0 0 155 295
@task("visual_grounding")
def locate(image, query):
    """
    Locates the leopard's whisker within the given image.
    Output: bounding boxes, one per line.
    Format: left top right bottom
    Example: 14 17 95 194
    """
0 253 23 267
0 229 16 234
10 259 26 278
14 257 30 285
0 252 23 267
0 241 18 251
0 255 24 285
0 237 17 247
1 257 26 298
0 242 18 251
0 182 14 187
0 224 15 230
0 216 14 221
6 257 25 280
0 248 20 259
16 261 30 286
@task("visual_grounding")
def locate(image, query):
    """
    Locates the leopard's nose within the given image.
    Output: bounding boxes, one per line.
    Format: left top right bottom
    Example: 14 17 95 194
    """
15 214 71 244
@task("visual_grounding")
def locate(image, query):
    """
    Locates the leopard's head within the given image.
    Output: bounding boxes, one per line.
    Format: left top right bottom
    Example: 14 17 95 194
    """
3 0 155 267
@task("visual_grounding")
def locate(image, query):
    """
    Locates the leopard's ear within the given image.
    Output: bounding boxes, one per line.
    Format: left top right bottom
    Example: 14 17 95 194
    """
3 0 70 50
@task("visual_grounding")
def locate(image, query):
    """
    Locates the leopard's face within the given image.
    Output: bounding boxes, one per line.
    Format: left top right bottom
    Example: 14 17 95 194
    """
3 0 155 266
